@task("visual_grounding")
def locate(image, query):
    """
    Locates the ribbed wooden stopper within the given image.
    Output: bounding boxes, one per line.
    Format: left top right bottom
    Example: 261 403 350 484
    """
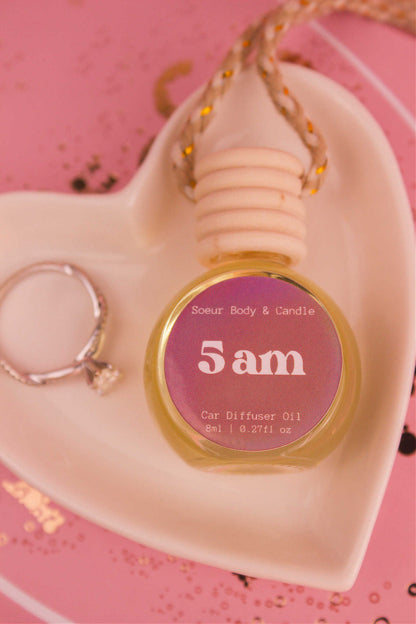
194 147 306 266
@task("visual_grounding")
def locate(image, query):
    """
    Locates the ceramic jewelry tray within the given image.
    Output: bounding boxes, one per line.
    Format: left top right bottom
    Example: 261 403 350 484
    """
0 64 414 591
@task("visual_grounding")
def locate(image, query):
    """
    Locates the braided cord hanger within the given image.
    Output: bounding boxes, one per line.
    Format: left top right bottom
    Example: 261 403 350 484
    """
172 0 415 198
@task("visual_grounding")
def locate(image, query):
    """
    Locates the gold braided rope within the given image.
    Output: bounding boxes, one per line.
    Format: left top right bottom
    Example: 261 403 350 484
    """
171 14 269 195
172 0 415 198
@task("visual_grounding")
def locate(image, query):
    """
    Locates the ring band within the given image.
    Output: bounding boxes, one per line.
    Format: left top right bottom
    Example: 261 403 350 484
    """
0 262 121 395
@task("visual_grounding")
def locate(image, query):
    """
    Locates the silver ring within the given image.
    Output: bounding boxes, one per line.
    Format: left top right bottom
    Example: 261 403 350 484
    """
0 262 121 395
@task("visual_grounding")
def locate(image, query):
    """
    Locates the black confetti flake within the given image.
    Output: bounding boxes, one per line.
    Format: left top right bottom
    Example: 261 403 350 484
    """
71 176 88 192
231 572 256 588
398 426 416 456
101 173 118 191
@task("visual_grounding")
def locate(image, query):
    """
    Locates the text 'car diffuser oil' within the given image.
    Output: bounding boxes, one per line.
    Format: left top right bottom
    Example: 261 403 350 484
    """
145 147 360 471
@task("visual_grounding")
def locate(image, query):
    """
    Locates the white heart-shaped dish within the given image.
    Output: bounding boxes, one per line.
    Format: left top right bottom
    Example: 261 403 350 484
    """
0 63 414 591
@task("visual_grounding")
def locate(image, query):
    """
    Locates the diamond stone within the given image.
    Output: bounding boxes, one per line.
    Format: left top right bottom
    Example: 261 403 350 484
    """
83 358 121 395
92 365 121 395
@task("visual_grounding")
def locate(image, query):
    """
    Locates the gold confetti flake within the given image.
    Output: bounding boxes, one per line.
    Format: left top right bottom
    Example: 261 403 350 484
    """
153 60 193 119
24 521 36 533
2 480 65 534
200 105 213 117
182 144 194 157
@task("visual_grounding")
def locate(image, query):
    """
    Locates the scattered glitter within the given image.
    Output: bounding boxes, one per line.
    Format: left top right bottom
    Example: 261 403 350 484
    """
124 553 136 566
274 595 287 607
232 572 254 588
278 49 313 68
71 176 88 192
101 173 118 191
200 105 213 117
87 154 101 173
153 60 193 118
330 592 344 606
24 521 36 533
0 533 9 547
182 144 194 157
399 426 416 455
369 592 381 603
2 480 65 534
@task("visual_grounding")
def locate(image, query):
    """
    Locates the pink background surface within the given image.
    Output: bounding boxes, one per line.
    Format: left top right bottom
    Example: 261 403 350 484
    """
0 1 415 622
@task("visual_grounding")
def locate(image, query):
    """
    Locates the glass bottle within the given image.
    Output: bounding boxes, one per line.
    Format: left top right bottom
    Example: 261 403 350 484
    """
145 147 360 471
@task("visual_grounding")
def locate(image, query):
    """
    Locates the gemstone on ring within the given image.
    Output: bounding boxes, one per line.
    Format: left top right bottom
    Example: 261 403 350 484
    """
82 357 122 395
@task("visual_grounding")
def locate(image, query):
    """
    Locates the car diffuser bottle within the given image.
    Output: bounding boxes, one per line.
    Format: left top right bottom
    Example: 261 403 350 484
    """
145 146 360 471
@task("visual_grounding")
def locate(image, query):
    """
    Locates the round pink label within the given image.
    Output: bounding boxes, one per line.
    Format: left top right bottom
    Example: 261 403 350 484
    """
164 275 342 451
